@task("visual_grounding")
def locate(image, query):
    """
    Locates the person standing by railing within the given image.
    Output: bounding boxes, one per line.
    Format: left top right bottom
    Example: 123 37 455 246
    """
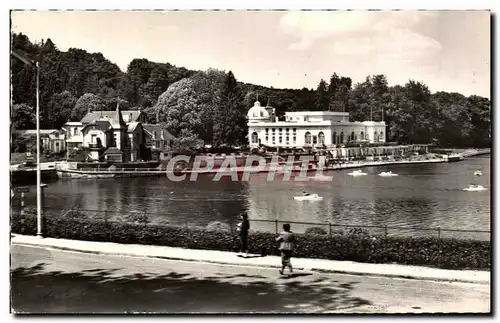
237 212 250 257
276 223 295 276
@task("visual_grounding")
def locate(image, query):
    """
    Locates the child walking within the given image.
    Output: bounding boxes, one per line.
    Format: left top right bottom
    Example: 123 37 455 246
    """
276 223 295 275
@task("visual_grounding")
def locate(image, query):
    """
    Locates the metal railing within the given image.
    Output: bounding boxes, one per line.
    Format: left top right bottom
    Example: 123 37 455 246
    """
249 218 490 240
12 206 490 241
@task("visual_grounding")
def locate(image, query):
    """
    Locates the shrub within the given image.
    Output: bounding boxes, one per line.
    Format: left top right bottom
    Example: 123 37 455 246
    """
124 211 150 225
206 221 231 232
10 212 491 270
60 208 88 220
304 227 328 236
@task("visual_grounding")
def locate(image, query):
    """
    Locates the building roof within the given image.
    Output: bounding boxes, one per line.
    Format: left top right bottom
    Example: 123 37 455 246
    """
127 122 141 133
80 110 141 125
247 101 270 120
143 124 175 140
81 120 112 132
18 129 60 136
285 111 349 116
104 147 123 155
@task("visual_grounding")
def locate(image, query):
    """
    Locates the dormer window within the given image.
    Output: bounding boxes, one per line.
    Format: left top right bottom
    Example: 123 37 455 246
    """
73 127 77 135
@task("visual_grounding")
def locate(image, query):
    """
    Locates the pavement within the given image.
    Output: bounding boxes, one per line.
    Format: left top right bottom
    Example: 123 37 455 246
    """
10 234 490 285
10 244 491 313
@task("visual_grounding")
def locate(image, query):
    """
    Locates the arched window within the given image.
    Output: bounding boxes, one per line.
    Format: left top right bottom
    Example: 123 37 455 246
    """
318 132 325 145
374 132 378 142
360 131 364 140
251 132 258 143
339 131 344 143
332 131 337 144
351 131 355 142
379 131 384 142
305 132 312 144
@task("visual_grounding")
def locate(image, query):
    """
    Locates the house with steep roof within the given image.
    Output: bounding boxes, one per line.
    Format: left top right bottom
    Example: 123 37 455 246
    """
143 124 175 151
62 104 149 162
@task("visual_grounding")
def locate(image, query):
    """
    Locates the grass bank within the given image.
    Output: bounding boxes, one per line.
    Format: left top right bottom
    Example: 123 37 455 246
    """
10 211 490 271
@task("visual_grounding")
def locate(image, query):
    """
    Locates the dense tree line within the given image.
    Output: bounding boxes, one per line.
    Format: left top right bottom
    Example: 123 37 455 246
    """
11 32 491 150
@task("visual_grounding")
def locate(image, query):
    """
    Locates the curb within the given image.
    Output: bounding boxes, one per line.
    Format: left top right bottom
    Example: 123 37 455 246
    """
11 240 490 285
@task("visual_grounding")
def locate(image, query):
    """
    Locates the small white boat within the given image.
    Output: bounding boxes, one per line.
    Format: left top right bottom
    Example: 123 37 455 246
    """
347 169 368 176
463 184 487 192
474 170 482 176
294 194 323 201
379 171 399 177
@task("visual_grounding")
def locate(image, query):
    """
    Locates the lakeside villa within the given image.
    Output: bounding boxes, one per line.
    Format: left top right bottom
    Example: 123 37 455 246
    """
247 100 387 150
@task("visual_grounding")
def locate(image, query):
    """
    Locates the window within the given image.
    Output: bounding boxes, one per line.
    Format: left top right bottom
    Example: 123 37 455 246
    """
351 131 355 141
340 132 344 143
360 131 364 140
272 128 275 133
91 134 97 144
286 136 289 143
312 135 318 144
73 128 78 135
279 137 282 143
265 128 269 133
332 131 337 144
286 128 289 132
293 128 297 133
305 132 312 144
379 131 384 141
251 132 258 143
272 136 276 144
293 136 296 143
265 136 269 142
153 131 157 139
318 132 325 145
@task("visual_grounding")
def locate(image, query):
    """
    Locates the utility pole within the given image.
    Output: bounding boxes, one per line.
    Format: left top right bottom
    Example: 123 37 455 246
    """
11 50 43 237
35 61 42 237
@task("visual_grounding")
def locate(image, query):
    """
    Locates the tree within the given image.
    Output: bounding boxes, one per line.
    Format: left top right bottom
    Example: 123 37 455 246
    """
11 103 35 130
212 71 247 147
71 93 106 121
171 128 204 154
315 79 329 111
154 78 203 138
46 91 77 128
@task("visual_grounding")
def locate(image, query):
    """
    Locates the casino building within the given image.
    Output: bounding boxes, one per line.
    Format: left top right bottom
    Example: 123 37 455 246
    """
247 100 387 150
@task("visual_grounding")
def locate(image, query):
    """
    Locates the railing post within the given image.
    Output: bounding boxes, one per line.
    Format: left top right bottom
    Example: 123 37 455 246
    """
275 220 278 234
437 227 441 240
384 225 388 238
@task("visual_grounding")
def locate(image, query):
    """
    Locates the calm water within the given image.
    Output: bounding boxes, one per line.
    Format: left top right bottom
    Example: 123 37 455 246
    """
12 155 491 240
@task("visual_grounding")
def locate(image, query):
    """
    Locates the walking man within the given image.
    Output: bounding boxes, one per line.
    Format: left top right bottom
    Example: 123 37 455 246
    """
276 223 295 275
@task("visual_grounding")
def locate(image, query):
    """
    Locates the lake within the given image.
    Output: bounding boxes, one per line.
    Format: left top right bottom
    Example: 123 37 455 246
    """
11 155 491 240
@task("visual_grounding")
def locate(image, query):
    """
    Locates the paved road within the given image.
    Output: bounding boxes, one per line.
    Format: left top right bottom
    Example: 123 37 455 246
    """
10 244 490 314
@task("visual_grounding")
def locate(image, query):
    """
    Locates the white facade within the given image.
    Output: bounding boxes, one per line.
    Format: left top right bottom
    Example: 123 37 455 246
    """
247 101 386 149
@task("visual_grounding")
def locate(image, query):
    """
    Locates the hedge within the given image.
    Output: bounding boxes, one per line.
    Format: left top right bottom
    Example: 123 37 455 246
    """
10 213 490 271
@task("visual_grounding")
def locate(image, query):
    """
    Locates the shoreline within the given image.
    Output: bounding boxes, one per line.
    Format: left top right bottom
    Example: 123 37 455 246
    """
11 147 490 181
53 157 447 179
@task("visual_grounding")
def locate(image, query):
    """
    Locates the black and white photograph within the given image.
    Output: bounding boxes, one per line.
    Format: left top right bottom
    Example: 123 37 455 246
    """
8 6 492 315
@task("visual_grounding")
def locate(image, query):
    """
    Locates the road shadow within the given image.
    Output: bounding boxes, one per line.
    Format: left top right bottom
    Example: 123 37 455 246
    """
279 273 313 279
10 262 371 314
236 254 266 259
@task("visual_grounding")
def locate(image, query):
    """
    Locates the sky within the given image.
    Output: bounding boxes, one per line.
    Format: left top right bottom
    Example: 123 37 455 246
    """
10 10 491 98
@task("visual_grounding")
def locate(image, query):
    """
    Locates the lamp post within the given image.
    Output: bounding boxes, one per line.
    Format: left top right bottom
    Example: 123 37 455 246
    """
12 50 43 237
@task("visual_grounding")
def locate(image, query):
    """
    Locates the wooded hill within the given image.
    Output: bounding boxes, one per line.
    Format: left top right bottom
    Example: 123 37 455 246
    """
11 32 491 152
